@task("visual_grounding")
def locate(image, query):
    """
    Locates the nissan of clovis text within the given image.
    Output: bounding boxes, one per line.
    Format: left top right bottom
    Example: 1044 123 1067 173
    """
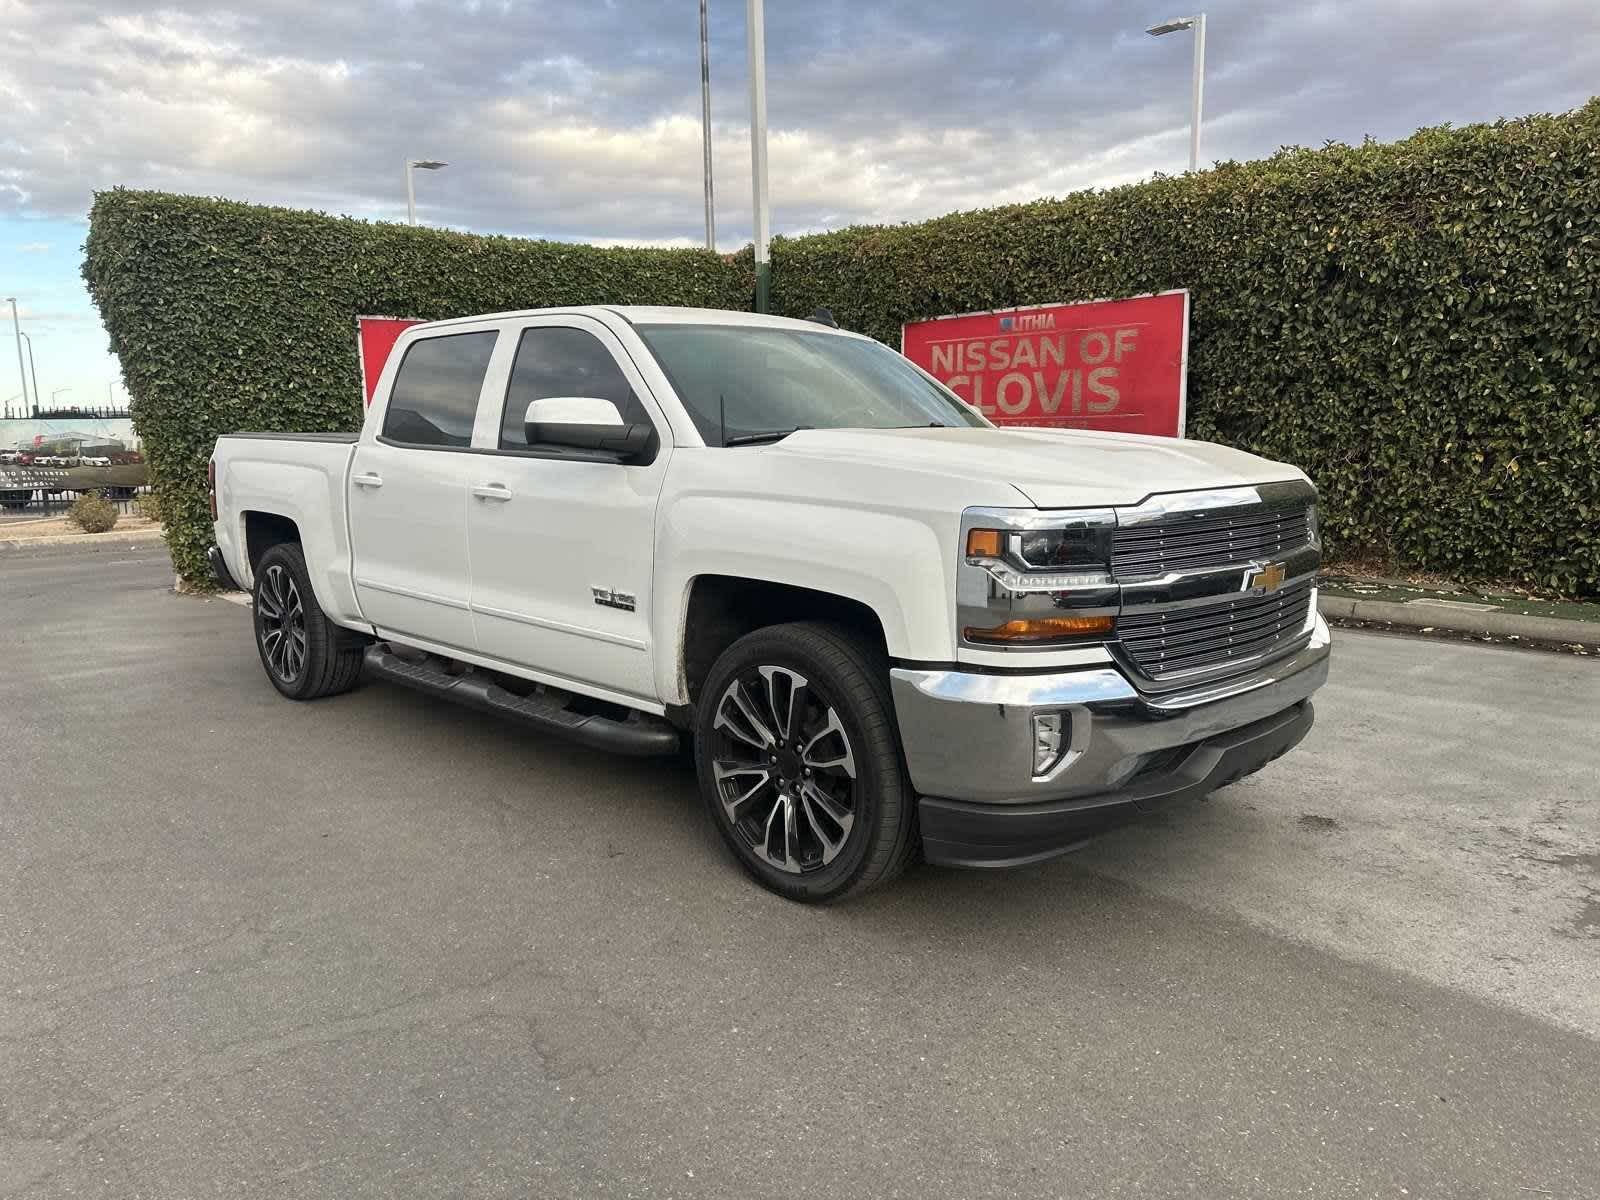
208 306 1331 902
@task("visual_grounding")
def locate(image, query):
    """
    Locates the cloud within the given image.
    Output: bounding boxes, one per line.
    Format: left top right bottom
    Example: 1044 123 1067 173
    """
17 242 51 254
0 0 1596 252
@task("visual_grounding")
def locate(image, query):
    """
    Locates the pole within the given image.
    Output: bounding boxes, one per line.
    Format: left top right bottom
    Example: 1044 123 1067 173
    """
405 160 417 226
6 298 25 412
21 332 39 413
1188 13 1206 172
700 0 716 252
746 0 771 312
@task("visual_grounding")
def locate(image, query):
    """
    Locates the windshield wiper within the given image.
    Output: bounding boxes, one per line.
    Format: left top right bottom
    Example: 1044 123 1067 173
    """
723 426 808 447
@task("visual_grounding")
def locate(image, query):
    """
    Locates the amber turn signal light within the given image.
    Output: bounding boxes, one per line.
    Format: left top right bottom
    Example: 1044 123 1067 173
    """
964 615 1115 644
966 529 1004 558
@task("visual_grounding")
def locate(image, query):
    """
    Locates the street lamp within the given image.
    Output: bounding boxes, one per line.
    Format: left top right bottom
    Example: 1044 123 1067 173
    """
699 0 716 252
747 0 771 312
1146 13 1207 172
52 387 72 404
405 159 449 226
5 297 25 411
19 331 40 412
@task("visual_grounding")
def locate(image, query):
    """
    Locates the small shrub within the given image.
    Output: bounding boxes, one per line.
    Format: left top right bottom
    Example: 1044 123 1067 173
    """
68 491 119 534
134 491 162 522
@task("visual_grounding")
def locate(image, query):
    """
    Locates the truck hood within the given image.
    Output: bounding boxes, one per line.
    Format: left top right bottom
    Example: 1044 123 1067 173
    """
766 426 1308 508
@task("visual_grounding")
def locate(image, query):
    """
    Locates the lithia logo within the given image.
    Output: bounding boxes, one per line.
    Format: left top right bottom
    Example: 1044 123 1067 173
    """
998 313 1056 332
591 586 636 612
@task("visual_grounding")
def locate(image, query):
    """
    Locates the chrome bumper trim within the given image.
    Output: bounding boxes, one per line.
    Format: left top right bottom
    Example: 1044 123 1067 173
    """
889 614 1331 805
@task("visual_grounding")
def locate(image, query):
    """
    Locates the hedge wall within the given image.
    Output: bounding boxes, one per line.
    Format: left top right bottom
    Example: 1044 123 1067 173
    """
82 191 752 583
86 100 1600 593
767 101 1600 595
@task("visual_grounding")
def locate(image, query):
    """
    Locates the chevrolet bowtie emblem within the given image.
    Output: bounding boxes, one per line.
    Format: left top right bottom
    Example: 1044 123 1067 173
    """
1245 561 1287 594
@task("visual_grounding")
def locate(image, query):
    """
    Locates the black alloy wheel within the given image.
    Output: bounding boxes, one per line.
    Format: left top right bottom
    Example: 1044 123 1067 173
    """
251 542 366 701
696 621 918 902
709 663 859 874
255 562 307 686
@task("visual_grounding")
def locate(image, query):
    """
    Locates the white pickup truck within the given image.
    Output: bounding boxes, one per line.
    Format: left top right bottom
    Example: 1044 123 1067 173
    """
209 305 1330 902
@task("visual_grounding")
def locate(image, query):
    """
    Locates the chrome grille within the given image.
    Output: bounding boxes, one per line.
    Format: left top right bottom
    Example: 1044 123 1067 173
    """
1118 578 1314 680
1112 506 1311 580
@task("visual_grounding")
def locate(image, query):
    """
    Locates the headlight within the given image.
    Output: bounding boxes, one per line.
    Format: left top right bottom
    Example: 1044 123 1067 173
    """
1306 502 1321 550
1017 527 1106 571
959 509 1118 647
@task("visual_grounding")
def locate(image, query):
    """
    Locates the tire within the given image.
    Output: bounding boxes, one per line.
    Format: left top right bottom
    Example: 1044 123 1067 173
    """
252 542 366 700
695 621 918 903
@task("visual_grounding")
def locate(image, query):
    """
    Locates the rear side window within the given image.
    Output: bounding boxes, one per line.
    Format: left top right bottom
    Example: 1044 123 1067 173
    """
499 327 646 450
382 331 498 448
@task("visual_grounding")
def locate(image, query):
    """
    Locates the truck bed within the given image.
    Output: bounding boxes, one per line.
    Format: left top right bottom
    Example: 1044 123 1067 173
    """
212 432 362 618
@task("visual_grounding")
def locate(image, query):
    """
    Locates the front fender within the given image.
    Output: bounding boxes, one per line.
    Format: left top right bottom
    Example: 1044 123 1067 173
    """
654 494 955 705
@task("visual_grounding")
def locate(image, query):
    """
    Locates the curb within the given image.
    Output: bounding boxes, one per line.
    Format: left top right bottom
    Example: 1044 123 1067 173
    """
1318 593 1597 647
0 529 169 558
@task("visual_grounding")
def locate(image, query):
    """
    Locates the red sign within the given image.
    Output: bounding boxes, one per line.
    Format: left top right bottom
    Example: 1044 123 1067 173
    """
901 290 1189 437
357 316 425 405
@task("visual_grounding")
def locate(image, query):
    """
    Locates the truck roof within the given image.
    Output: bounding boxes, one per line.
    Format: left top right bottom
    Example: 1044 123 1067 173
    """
417 305 858 336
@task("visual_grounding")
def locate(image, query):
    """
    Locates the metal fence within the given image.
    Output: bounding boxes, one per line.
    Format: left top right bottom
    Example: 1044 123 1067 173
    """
0 485 155 523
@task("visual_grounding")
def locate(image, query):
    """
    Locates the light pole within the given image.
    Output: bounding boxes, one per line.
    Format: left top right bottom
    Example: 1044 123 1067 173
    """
5 297 25 412
700 0 716 252
1146 13 1206 172
746 0 771 312
405 159 448 226
19 331 40 412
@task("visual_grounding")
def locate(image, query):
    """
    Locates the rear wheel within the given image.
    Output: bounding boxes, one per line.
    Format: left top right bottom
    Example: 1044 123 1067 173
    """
252 542 366 700
695 621 918 903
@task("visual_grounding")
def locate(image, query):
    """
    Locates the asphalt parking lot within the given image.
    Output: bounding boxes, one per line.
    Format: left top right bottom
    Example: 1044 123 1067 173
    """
4 544 1599 1199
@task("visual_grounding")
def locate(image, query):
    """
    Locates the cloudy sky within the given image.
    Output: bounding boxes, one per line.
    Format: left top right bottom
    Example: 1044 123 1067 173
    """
2 0 1597 412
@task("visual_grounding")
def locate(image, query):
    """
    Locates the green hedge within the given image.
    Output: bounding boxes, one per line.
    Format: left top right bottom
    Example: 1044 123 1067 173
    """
767 101 1600 594
87 100 1600 593
82 191 752 584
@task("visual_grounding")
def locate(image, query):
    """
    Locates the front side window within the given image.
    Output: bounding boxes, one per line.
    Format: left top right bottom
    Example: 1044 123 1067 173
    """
500 327 645 450
382 331 498 448
634 324 988 445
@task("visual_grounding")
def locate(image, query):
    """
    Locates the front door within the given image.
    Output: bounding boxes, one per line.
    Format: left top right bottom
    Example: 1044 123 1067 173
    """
465 318 667 704
348 327 499 652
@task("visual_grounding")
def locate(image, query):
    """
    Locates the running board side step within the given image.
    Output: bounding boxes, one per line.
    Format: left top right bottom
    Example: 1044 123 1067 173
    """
364 646 681 758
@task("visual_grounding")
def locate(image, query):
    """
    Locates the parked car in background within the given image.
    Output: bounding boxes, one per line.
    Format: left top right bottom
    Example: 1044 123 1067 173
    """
208 306 1330 902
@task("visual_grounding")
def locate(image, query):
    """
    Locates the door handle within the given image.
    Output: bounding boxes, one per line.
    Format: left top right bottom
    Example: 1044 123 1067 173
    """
472 483 513 502
352 473 384 489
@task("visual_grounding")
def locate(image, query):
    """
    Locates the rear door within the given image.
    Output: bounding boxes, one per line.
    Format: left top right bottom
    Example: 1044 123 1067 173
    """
348 327 499 653
464 316 668 704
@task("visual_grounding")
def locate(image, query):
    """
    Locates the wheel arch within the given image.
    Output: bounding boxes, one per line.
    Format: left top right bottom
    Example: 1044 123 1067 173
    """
237 507 358 626
677 574 890 713
243 510 302 573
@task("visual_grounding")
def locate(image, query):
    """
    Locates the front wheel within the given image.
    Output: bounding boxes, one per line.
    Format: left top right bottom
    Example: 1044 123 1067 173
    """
252 542 366 700
695 621 918 903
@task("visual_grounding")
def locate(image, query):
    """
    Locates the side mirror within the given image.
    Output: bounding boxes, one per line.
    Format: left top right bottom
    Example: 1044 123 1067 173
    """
524 396 652 459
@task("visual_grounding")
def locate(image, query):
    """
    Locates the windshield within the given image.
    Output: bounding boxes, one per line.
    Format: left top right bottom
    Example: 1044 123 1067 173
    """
634 323 988 445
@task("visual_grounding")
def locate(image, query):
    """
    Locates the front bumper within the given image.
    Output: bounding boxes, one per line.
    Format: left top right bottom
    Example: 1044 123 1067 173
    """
889 614 1331 867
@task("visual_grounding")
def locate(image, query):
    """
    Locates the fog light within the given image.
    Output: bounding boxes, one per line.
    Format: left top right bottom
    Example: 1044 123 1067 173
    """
1033 712 1068 777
